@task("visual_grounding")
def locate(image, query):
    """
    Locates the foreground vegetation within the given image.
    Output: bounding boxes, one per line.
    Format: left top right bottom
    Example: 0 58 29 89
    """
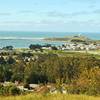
1 94 100 100
0 46 100 97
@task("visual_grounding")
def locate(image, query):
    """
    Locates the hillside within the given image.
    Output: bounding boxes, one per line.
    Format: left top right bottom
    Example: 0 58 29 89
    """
44 35 93 43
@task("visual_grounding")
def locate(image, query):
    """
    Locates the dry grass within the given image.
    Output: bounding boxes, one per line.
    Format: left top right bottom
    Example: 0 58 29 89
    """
0 94 100 100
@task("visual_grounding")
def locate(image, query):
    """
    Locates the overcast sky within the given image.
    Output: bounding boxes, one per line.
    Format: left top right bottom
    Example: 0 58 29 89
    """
0 0 100 32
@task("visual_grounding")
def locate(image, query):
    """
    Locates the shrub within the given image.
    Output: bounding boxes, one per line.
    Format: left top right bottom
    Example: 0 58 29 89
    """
9 85 21 95
0 84 21 96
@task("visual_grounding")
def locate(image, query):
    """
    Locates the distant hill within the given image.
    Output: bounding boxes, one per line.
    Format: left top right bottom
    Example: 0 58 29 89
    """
44 35 92 43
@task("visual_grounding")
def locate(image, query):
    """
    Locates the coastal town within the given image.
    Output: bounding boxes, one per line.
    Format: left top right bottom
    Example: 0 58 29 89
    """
44 35 100 51
57 42 100 51
0 35 100 53
0 41 100 54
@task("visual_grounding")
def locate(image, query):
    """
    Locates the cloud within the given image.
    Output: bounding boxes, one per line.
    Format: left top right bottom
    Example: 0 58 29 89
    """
0 20 67 26
71 0 96 4
66 19 100 27
19 10 34 14
46 8 100 18
88 4 96 9
0 12 11 16
0 21 40 25
93 9 100 14
70 11 90 16
46 11 91 18
47 11 67 17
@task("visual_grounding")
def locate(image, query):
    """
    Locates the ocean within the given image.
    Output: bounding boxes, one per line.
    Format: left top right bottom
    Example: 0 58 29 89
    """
0 31 100 48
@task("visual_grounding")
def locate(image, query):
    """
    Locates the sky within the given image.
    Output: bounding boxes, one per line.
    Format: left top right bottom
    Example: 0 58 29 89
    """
0 0 100 32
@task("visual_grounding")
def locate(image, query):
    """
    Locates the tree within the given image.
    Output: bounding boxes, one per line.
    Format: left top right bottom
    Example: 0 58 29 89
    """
11 61 25 82
0 56 6 64
29 44 42 50
7 56 15 64
51 46 58 50
2 46 13 50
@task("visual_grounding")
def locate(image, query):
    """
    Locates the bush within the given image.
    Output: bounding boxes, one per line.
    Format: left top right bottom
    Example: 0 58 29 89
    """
9 86 21 95
0 84 21 96
24 83 30 89
66 67 100 96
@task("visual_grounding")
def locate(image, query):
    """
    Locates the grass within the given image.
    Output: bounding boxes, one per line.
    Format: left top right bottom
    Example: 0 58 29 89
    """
1 94 100 100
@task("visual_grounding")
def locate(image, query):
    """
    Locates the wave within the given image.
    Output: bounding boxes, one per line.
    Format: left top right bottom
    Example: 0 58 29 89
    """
0 37 44 40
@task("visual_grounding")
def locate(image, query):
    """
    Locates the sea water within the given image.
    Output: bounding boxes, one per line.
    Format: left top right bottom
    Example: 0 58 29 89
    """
0 31 100 48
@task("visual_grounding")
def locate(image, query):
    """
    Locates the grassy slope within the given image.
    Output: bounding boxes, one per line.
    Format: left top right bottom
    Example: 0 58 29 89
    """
1 94 100 100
